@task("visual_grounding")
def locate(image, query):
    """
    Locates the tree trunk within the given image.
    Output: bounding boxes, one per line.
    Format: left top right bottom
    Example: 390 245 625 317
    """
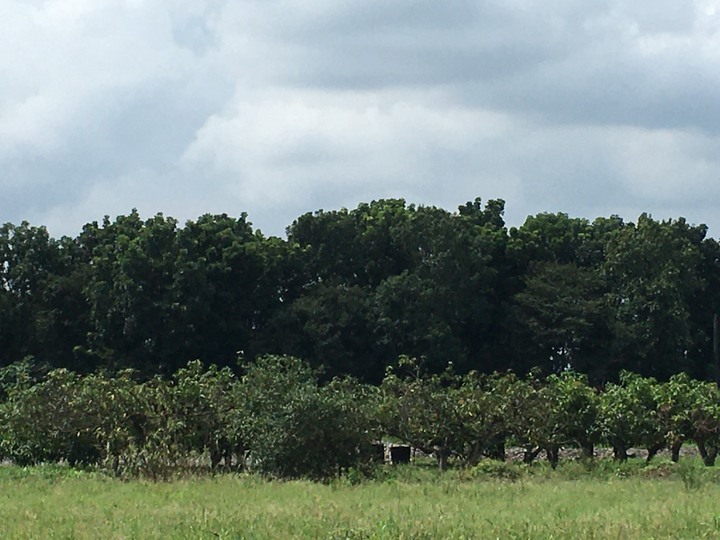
546 445 560 469
613 446 628 461
705 445 718 467
523 446 541 464
486 439 506 461
210 446 222 470
580 442 594 460
696 439 717 466
646 443 663 463
670 440 682 463
436 447 449 471
464 441 482 466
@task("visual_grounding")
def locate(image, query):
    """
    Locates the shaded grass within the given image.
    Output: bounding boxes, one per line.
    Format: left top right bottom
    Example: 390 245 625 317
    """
2 461 720 538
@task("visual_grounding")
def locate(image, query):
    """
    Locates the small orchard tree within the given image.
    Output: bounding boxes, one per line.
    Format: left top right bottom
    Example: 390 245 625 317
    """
239 355 378 479
77 369 145 476
114 375 185 479
508 371 574 468
656 373 701 462
501 371 549 465
667 376 720 466
172 360 239 469
452 371 513 464
0 368 101 466
599 372 664 461
545 371 600 460
379 357 463 470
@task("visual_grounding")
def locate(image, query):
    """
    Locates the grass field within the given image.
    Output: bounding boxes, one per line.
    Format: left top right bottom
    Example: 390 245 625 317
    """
2 460 720 539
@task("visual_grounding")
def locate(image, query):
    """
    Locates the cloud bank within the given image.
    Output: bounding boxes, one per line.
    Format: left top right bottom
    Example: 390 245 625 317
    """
2 0 720 237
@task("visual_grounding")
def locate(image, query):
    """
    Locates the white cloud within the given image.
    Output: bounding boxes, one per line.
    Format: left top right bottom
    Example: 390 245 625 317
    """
180 88 517 226
611 128 720 203
1 1 719 238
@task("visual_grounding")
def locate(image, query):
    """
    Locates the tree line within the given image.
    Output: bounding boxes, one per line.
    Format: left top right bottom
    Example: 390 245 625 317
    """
1 198 719 382
2 357 720 479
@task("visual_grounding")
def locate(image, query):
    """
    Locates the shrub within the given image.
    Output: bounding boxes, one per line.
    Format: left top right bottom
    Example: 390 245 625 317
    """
240 355 379 479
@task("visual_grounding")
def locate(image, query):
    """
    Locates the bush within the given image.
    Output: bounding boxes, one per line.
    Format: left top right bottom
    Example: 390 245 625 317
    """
240 355 380 479
0 368 100 466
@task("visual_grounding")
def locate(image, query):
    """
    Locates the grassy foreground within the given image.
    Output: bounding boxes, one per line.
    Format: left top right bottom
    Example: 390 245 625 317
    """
2 461 720 539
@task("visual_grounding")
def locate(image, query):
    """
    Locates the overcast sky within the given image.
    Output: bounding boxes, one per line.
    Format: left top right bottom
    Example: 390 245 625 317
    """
3 0 720 238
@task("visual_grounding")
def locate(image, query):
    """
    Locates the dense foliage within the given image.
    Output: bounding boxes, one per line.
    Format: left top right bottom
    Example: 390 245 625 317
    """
0 357 382 479
2 198 719 383
3 198 720 479
2 357 720 479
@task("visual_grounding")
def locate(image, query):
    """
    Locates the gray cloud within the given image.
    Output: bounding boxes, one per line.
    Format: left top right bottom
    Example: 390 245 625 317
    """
1 0 719 239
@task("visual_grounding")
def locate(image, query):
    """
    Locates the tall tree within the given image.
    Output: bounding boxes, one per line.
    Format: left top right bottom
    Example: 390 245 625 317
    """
373 200 510 374
510 261 612 378
80 211 180 373
175 213 305 368
0 222 89 369
602 215 706 378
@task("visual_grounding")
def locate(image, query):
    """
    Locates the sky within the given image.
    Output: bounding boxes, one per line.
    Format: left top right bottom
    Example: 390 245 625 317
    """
3 0 720 239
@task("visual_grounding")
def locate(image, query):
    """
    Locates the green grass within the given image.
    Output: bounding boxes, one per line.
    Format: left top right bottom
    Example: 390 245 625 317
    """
2 461 720 539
